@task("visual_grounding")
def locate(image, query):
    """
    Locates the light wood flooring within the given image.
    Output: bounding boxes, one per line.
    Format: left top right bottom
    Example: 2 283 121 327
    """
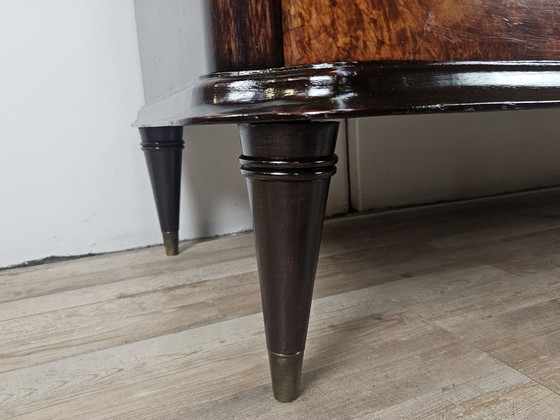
4 190 560 419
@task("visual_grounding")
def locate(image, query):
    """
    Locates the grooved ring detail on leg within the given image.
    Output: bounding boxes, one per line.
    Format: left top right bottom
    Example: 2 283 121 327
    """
141 140 185 151
239 154 338 181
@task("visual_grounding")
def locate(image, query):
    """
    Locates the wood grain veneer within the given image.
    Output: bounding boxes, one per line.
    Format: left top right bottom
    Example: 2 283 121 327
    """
208 0 284 72
281 0 560 66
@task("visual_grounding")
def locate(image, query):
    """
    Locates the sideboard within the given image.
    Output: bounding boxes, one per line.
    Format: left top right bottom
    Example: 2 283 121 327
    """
134 0 560 402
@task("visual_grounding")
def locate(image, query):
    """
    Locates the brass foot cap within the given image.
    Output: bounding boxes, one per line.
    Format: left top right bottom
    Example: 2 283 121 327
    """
268 350 304 403
162 231 179 256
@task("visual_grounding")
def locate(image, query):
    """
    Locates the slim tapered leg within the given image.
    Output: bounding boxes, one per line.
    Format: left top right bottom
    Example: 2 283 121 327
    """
139 126 184 256
239 121 339 402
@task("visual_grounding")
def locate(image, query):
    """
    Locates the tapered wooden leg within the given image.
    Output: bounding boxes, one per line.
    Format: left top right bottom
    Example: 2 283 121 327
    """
139 126 184 256
239 121 339 402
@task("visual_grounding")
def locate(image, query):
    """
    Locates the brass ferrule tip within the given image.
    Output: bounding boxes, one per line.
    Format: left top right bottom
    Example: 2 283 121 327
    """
268 350 304 403
162 231 179 256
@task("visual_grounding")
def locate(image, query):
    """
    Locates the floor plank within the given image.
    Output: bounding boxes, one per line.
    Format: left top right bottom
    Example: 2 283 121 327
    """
3 189 560 419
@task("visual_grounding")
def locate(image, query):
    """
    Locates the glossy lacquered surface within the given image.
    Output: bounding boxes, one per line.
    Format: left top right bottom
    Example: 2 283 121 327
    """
282 0 560 66
133 61 560 127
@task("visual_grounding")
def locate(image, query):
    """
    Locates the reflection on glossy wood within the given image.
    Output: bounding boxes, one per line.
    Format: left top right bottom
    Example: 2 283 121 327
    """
282 0 560 66
208 0 284 72
133 61 560 127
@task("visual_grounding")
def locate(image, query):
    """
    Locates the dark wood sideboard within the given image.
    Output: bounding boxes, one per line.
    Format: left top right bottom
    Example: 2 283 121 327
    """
134 0 560 402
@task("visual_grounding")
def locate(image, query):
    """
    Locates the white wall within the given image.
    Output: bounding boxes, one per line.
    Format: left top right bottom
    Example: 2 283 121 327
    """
0 0 347 269
0 0 150 268
134 0 210 103
349 110 560 210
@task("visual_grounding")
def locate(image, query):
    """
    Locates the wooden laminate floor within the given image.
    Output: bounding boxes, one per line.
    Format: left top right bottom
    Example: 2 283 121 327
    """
4 190 560 419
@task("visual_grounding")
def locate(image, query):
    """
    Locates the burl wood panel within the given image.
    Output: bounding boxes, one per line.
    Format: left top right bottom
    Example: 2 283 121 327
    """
209 0 284 72
281 0 560 66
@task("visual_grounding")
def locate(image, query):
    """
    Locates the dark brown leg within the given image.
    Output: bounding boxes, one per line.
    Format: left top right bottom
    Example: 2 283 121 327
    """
139 126 184 256
239 121 339 402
